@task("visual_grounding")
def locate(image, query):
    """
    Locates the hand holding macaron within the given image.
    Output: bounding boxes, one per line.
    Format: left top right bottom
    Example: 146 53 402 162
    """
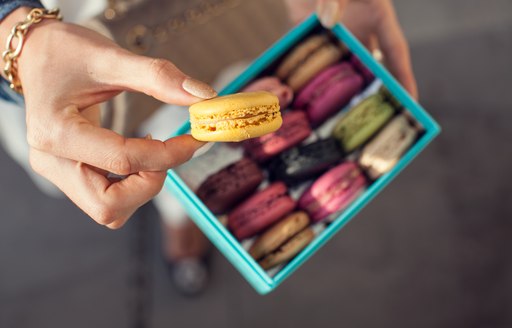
284 0 418 99
0 10 218 229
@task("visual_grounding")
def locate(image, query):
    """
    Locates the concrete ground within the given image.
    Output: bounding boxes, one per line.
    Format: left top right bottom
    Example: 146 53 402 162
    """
1 1 512 327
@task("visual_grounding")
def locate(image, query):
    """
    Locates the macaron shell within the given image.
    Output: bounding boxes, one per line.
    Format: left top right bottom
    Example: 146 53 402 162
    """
196 158 264 214
306 74 364 126
299 162 358 203
268 137 344 185
298 162 366 222
294 62 364 126
249 211 310 260
243 110 312 162
287 43 344 91
308 175 365 222
228 182 296 240
295 62 356 108
258 228 315 270
243 77 294 109
276 34 329 80
359 115 418 179
332 95 395 152
189 91 278 116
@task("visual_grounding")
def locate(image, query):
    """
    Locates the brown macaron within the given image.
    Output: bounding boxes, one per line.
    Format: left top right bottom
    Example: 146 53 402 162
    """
258 228 315 270
249 211 315 270
276 34 344 91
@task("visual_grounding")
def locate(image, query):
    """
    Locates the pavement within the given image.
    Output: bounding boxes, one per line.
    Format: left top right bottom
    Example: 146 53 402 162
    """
1 1 512 327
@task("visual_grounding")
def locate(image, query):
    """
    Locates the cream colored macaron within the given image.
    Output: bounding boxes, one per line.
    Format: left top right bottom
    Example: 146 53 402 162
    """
189 91 282 142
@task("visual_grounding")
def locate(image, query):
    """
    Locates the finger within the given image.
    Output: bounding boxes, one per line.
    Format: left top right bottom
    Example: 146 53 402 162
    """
375 6 418 99
317 0 349 28
29 148 167 229
27 105 205 175
95 50 217 105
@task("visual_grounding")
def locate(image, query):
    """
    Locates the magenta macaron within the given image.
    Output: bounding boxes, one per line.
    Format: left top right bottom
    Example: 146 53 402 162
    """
298 162 366 222
228 182 296 240
294 62 364 127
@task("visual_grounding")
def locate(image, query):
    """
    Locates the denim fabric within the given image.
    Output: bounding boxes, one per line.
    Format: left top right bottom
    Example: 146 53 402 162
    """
0 0 43 103
0 0 43 22
0 78 23 104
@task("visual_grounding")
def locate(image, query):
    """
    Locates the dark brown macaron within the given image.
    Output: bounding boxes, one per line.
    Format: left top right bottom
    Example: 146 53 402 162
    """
196 157 264 214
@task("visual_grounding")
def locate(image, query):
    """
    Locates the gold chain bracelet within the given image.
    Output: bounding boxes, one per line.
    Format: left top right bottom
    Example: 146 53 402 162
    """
2 8 62 94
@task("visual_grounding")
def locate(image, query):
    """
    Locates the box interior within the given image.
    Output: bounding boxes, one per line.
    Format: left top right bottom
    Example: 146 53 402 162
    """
166 15 440 294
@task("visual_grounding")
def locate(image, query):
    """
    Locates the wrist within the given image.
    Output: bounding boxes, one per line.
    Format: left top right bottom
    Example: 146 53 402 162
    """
0 7 33 52
1 7 62 92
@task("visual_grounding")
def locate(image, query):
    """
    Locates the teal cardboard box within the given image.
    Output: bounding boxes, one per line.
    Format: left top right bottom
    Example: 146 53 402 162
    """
165 15 440 294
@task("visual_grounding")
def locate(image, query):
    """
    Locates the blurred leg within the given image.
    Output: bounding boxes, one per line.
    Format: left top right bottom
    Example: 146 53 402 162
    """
139 105 211 296
0 100 62 198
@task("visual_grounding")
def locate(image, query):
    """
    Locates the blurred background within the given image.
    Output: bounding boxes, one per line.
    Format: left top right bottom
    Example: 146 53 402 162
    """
1 0 511 327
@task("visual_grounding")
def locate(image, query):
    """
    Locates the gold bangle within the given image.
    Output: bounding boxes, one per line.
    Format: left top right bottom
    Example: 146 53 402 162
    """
2 8 62 94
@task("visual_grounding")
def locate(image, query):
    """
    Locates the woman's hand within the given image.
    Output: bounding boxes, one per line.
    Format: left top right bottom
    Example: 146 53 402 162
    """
285 0 418 99
1 7 217 229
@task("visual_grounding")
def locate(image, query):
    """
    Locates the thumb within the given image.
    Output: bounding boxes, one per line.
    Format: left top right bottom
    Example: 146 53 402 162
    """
105 52 217 106
317 0 349 28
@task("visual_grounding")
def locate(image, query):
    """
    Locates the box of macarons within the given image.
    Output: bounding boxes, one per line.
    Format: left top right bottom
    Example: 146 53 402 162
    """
165 14 441 294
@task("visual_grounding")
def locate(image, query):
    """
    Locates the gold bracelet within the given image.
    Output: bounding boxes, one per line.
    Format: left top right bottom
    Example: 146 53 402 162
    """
2 8 62 94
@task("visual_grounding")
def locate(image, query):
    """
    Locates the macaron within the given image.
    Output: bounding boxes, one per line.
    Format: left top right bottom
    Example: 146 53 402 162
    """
189 91 282 142
249 211 311 261
350 55 375 85
359 115 418 179
276 34 344 91
228 182 296 240
243 110 312 163
294 62 364 126
332 94 394 152
257 228 315 270
298 162 366 222
196 157 264 214
242 77 294 109
268 138 344 185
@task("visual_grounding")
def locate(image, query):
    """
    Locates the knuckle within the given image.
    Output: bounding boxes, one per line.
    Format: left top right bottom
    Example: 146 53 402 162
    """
148 58 176 83
108 153 132 175
106 219 127 230
93 206 118 226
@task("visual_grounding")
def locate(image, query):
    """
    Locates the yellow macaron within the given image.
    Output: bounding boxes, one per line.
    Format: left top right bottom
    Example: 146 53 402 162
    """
189 91 282 142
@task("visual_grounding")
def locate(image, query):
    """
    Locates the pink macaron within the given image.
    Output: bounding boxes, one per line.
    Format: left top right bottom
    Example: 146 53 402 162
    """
243 110 312 163
228 182 296 240
243 76 294 109
298 162 366 222
294 62 364 127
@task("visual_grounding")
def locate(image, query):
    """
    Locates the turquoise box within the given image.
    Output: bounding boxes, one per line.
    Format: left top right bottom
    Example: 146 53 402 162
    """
165 15 440 294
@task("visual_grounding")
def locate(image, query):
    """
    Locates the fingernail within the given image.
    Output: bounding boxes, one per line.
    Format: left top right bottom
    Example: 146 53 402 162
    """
182 77 217 99
372 48 383 62
192 142 214 158
145 133 153 140
318 0 340 28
